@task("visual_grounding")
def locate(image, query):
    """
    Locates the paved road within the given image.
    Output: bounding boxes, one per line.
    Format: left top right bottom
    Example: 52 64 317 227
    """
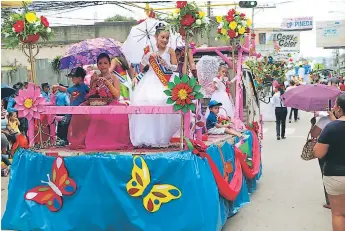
1 112 331 230
224 112 331 231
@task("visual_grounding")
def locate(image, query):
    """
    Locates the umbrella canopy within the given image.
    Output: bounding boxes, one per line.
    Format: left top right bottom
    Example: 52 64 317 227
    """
59 38 123 70
1 84 15 99
122 18 181 64
281 84 342 112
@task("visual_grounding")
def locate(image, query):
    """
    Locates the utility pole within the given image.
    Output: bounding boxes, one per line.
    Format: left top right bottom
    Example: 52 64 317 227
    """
207 1 211 46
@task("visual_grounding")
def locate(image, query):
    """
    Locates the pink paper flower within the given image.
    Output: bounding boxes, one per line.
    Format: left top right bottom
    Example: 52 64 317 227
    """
14 83 45 121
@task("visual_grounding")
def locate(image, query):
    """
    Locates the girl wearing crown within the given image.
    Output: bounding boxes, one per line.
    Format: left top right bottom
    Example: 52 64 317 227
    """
205 63 236 119
129 23 180 147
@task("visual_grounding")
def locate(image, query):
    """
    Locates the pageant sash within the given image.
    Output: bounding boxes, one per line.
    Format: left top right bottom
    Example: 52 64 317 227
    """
149 56 173 87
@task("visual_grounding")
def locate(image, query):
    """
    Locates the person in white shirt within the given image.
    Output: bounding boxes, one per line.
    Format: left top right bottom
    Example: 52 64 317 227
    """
272 85 287 140
286 80 299 123
311 110 336 209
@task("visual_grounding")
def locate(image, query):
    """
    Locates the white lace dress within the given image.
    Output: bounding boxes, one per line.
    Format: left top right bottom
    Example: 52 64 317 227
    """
129 47 180 147
205 77 235 119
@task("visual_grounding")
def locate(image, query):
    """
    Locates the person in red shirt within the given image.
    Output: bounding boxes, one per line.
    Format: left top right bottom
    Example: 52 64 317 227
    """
339 79 345 91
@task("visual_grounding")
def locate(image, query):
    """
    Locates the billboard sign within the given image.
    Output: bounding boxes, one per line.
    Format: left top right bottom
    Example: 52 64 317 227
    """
281 17 313 30
316 20 345 48
266 32 300 53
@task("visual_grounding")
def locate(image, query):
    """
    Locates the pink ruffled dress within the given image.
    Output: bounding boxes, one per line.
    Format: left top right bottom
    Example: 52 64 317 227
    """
68 77 132 151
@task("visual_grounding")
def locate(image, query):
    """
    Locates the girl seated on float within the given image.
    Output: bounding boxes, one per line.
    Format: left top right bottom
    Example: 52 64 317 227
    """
109 54 134 100
129 23 180 147
67 53 132 150
205 63 236 119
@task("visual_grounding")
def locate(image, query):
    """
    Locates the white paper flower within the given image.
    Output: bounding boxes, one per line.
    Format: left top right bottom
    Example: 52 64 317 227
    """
217 21 224 29
215 37 219 41
47 27 51 33
202 17 210 24
12 27 15 32
196 19 202 25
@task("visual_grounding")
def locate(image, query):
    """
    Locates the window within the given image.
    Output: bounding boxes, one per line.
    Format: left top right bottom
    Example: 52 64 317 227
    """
259 33 266 45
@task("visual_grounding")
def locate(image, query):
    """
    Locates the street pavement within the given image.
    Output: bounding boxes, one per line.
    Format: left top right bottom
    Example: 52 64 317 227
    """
1 112 332 230
223 111 332 231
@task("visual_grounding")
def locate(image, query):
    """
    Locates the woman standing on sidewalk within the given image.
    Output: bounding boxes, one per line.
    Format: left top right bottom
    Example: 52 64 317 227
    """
311 111 336 209
272 85 287 140
314 94 345 231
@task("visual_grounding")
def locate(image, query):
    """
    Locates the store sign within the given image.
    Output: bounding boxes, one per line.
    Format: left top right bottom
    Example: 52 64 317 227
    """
281 17 313 30
267 32 300 52
316 20 345 48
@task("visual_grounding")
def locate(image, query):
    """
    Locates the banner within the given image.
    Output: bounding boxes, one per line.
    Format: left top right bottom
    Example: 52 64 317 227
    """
316 20 345 48
281 17 313 30
267 32 300 53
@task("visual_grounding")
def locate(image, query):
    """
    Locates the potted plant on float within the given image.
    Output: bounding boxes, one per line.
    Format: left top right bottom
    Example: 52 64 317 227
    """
1 3 52 48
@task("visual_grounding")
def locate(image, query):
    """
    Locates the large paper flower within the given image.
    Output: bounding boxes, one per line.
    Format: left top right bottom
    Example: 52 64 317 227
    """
164 75 204 113
176 1 187 9
181 14 195 27
40 16 49 27
25 12 37 24
229 21 237 30
13 20 24 33
14 83 45 121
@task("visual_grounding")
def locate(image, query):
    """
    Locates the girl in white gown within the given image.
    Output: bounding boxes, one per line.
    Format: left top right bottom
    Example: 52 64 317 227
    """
205 63 236 119
129 23 180 147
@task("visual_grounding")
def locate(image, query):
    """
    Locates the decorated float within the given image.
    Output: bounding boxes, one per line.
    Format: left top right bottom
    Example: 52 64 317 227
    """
2 2 263 231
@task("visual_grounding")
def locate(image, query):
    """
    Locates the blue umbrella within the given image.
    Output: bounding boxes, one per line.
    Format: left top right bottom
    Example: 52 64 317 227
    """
1 84 16 99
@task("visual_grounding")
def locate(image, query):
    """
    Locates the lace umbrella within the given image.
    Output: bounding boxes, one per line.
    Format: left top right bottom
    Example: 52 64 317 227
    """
122 18 181 64
196 56 219 98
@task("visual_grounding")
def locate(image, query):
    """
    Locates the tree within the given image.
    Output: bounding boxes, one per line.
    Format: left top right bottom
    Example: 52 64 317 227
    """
313 63 325 71
104 14 136 22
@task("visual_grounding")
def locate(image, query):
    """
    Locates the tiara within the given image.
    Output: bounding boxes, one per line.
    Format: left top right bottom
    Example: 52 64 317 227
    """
155 22 170 32
219 62 228 68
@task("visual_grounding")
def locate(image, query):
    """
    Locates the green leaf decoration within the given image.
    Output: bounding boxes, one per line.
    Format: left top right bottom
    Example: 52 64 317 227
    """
174 75 181 85
168 82 175 90
167 97 175 104
181 74 189 83
38 187 50 192
189 78 197 88
181 106 189 113
193 85 201 92
246 160 253 168
174 104 183 111
194 92 204 99
164 90 172 96
188 103 196 112
184 137 194 151
239 141 250 156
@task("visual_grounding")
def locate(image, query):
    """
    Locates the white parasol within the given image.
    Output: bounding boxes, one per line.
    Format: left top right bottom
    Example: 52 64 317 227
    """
122 18 181 64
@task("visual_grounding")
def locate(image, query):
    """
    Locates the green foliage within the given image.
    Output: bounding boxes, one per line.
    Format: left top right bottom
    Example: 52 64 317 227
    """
104 14 136 22
51 56 61 74
313 63 326 71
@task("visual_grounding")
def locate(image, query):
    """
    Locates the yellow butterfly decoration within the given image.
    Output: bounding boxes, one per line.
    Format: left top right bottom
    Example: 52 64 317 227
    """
126 156 182 213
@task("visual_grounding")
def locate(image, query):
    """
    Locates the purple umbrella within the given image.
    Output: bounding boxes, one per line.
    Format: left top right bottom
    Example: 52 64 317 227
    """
59 38 123 69
281 84 343 112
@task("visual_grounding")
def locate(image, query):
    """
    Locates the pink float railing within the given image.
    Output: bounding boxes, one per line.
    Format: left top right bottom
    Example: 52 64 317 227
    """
29 105 191 147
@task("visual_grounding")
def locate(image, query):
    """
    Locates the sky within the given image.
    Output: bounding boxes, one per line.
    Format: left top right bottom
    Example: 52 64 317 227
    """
36 0 345 58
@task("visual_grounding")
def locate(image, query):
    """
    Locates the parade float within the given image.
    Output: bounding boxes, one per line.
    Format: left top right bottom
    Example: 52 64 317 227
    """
2 2 263 231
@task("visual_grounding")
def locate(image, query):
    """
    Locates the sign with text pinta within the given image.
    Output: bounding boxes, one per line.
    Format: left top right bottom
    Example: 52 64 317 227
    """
267 32 300 53
281 17 313 31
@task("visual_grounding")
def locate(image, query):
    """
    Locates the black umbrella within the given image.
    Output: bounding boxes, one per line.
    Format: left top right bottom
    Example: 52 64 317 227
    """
1 84 16 99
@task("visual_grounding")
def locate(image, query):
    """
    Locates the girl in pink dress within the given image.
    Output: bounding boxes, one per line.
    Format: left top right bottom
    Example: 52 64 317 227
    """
68 53 132 150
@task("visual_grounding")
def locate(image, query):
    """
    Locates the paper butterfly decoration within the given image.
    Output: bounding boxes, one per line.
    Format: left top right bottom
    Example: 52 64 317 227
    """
126 156 182 213
24 157 77 212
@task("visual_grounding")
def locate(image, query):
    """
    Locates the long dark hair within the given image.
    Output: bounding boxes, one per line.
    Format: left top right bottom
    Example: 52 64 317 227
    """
115 54 130 71
336 93 345 114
